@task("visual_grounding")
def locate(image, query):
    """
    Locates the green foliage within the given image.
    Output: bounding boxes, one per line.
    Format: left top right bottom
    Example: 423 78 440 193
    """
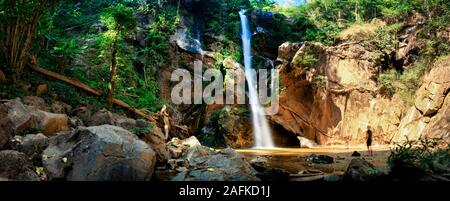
51 36 83 60
399 61 426 90
116 78 163 112
370 23 402 52
378 69 398 97
268 0 449 46
293 46 318 69
203 0 250 39
313 75 327 88
378 69 398 96
24 69 107 108
378 60 426 103
388 139 450 173
101 4 136 34
0 82 27 99
378 0 413 20
131 123 153 138
141 5 179 68
421 37 450 62
0 0 61 80
213 48 243 69
250 0 275 10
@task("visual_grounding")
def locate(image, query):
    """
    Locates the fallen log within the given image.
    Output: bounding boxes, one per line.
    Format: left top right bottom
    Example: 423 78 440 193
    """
122 93 140 99
28 63 102 96
111 98 156 122
27 63 156 122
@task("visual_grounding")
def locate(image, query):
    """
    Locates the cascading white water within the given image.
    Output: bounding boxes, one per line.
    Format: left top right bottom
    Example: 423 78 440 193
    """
239 10 275 148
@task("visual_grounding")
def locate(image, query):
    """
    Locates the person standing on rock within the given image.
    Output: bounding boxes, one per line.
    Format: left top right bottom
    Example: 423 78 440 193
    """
366 125 373 156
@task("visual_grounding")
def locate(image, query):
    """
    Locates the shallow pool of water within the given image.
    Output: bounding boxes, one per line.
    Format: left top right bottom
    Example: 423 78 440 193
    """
236 146 392 174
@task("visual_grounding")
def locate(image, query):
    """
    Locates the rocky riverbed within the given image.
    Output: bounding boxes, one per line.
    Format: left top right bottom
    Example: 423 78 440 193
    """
1 95 449 182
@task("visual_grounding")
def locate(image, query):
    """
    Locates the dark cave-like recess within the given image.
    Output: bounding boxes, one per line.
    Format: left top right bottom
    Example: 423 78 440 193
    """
270 123 300 148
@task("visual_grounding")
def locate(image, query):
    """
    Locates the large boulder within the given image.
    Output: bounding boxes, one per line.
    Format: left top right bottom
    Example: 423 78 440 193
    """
0 150 40 181
19 133 49 166
42 125 156 181
32 110 69 136
0 107 13 149
0 98 37 134
169 137 260 181
421 93 450 143
143 126 169 164
414 60 450 116
113 114 137 131
391 106 426 143
23 96 48 111
19 133 49 156
343 158 385 181
50 101 72 114
309 154 334 164
0 98 69 136
249 156 270 172
277 42 303 63
85 109 140 132
86 109 115 126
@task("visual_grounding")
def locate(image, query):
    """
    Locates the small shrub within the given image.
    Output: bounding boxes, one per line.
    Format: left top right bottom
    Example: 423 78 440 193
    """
293 46 318 70
313 75 327 88
0 82 27 99
378 69 398 97
388 139 450 174
131 123 153 138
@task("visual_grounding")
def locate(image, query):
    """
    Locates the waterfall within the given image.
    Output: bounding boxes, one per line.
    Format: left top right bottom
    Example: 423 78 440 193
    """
239 10 275 149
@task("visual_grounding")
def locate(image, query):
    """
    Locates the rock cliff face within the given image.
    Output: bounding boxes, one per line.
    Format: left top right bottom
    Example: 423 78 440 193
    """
270 41 404 145
270 38 450 145
392 56 450 143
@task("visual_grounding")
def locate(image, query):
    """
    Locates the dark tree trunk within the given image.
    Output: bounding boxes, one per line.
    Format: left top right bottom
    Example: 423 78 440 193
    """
107 41 118 107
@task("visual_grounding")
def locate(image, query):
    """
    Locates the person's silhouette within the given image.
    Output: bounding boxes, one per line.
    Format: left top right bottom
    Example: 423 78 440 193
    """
366 125 373 156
